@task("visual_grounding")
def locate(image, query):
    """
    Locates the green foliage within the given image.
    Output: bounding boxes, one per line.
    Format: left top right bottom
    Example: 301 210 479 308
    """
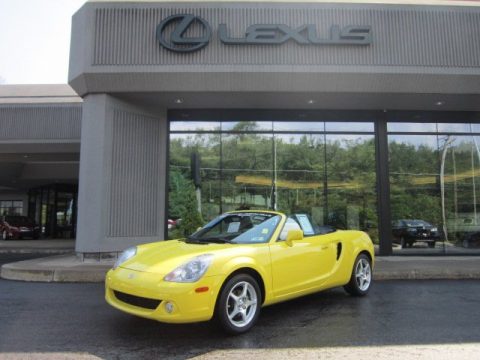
168 169 203 238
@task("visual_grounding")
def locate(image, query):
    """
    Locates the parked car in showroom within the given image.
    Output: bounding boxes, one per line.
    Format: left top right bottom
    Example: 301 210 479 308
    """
392 219 441 248
106 210 374 334
0 215 40 240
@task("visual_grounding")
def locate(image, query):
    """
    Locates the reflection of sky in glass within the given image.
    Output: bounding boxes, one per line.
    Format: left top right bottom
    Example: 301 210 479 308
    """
222 121 273 131
325 122 374 132
387 123 437 132
437 123 471 133
274 122 325 131
170 121 220 131
388 134 438 149
471 124 480 133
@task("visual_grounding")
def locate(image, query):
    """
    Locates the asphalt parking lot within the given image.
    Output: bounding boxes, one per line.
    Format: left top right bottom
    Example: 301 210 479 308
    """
1 257 479 360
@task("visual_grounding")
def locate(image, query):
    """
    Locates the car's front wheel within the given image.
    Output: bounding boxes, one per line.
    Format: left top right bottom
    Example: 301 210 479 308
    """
344 253 372 296
215 274 261 335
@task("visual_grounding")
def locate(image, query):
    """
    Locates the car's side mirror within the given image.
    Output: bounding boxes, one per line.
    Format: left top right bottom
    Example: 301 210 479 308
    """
285 229 304 246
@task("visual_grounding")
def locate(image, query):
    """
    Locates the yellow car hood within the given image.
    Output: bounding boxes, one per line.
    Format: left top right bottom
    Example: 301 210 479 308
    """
119 240 229 275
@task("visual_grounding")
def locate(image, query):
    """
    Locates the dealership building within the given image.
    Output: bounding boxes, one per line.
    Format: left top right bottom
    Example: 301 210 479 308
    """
1 0 480 256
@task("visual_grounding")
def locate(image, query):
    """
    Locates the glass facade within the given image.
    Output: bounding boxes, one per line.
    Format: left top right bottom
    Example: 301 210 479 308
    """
28 184 78 239
168 118 378 245
388 122 480 254
168 111 480 256
0 200 23 216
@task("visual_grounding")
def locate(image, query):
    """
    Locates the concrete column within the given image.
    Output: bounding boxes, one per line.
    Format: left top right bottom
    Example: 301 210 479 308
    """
75 94 167 255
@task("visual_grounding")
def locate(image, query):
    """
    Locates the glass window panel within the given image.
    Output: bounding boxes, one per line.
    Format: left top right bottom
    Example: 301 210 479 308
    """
437 123 471 133
222 133 273 212
325 122 374 132
387 122 437 133
470 124 480 133
221 121 272 132
274 121 325 132
275 134 325 227
168 133 221 239
439 136 480 254
388 134 443 253
170 121 220 132
325 135 378 243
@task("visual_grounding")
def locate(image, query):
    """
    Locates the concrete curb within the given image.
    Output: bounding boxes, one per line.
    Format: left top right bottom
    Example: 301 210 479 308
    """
374 271 480 280
1 255 480 283
0 249 74 255
0 255 112 283
0 265 110 282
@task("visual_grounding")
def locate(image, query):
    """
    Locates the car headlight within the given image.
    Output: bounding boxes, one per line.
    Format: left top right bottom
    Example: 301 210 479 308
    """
431 227 438 232
164 254 213 283
113 246 137 270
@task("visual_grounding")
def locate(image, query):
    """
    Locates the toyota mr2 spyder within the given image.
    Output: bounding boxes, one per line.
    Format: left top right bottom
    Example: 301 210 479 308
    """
106 210 374 334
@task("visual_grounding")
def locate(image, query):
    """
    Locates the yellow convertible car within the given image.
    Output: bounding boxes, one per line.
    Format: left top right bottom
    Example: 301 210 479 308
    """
105 210 374 334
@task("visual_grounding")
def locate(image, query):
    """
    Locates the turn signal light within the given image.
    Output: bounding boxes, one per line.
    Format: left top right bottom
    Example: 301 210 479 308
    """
195 286 209 293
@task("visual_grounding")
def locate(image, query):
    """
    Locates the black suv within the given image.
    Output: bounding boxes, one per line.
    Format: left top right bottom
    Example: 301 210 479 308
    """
392 219 441 249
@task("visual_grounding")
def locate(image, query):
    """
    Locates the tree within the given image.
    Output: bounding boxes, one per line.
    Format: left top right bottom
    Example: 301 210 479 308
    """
168 169 203 238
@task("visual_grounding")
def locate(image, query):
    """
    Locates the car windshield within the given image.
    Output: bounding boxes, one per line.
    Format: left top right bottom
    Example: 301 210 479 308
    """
404 220 430 227
188 213 281 244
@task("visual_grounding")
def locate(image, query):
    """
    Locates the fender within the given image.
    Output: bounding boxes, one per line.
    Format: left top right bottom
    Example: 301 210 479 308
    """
219 255 274 304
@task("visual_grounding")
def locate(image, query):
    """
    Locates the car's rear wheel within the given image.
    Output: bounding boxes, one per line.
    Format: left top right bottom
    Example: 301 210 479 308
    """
428 241 436 248
400 237 407 249
344 253 372 297
215 274 261 335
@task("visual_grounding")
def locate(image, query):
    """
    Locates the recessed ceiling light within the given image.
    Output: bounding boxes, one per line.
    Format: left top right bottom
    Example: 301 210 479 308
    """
23 155 29 158
307 99 315 104
174 98 184 104
435 101 444 106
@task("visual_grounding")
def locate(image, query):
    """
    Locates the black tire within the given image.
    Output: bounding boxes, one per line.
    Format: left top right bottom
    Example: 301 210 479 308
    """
344 253 372 297
215 273 261 335
400 237 407 249
1 230 8 241
428 241 435 248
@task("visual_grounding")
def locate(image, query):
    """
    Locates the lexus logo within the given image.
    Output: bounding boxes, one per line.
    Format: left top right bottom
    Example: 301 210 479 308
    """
156 14 212 53
156 14 372 53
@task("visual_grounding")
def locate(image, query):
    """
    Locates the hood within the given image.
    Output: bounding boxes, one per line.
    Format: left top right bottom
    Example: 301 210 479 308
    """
119 240 230 275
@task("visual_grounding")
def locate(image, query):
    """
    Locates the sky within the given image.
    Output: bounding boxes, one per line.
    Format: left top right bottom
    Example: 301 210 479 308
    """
0 0 478 85
0 0 86 85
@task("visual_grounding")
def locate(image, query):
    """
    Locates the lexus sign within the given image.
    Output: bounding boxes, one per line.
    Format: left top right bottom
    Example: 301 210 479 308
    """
156 14 372 53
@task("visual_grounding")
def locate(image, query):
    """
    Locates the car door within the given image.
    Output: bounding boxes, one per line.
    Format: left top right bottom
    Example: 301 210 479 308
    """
269 229 338 300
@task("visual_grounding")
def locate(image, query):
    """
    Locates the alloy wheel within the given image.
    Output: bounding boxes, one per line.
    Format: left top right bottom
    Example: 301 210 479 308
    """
355 258 371 291
226 281 258 328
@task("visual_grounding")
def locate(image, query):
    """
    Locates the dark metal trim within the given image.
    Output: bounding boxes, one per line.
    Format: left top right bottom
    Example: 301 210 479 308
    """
375 113 392 255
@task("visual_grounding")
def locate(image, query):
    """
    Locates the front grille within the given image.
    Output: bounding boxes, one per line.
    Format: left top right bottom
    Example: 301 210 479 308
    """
114 290 161 310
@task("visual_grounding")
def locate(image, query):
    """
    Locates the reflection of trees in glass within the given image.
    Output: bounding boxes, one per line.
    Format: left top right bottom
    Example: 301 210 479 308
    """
326 137 377 242
389 137 441 230
169 124 378 242
441 137 480 245
389 135 480 247
222 133 273 211
168 169 203 238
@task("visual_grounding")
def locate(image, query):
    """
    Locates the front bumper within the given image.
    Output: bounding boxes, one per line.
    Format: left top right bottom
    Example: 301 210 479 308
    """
105 267 224 324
